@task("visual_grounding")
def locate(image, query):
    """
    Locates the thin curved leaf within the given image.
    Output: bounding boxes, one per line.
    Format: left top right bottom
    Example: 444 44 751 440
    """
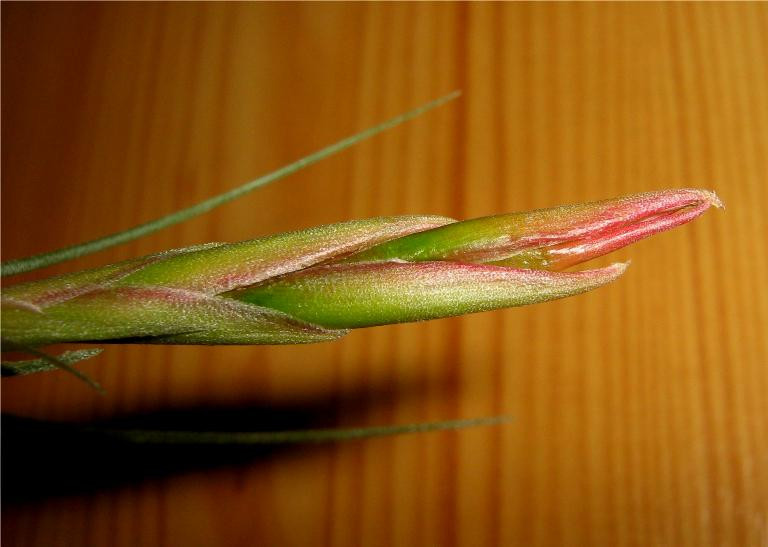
0 91 461 277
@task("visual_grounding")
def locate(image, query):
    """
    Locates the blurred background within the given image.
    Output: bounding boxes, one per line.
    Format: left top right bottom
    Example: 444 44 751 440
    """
2 3 767 546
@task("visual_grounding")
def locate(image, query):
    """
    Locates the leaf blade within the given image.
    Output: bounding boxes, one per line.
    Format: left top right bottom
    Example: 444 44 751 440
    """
1 348 103 377
1 91 461 278
91 415 513 444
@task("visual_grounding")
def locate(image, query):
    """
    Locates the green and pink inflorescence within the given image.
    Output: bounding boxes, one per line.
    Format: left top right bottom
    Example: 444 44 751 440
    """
1 189 722 348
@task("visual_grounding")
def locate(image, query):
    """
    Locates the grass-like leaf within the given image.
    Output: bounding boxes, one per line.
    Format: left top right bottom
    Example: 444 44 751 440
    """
89 415 513 444
2 344 104 393
0 91 461 278
1 348 103 377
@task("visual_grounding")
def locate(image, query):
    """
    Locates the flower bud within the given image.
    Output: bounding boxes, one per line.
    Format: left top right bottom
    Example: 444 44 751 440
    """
344 189 723 270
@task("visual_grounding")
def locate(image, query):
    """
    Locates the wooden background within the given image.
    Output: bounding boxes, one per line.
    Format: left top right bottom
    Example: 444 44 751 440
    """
2 3 767 546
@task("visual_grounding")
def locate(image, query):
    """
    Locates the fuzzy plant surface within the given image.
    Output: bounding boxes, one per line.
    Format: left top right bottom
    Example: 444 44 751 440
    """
1 189 722 350
0 93 723 441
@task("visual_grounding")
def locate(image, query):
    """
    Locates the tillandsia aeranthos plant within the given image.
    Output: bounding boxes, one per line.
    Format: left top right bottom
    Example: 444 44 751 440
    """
0 92 723 442
1 190 723 350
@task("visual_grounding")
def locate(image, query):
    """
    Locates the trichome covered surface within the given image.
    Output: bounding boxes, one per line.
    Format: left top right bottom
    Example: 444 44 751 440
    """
1 189 722 348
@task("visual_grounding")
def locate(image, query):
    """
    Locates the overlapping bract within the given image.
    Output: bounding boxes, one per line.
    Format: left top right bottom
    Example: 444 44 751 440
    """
0 189 721 347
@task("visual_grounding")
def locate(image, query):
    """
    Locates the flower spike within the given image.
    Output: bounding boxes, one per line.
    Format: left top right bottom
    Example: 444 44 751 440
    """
1 189 721 347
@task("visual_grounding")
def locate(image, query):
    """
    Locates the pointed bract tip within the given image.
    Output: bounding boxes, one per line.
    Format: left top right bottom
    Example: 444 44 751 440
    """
581 261 629 286
609 261 630 276
698 189 724 210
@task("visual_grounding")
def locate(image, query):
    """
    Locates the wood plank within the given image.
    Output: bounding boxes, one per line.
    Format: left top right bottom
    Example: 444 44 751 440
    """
2 3 767 546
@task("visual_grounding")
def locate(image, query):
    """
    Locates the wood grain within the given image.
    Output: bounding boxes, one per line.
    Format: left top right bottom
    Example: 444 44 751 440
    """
2 3 767 546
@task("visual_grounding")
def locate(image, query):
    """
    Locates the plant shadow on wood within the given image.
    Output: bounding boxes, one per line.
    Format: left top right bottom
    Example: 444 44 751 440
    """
2 367 461 504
